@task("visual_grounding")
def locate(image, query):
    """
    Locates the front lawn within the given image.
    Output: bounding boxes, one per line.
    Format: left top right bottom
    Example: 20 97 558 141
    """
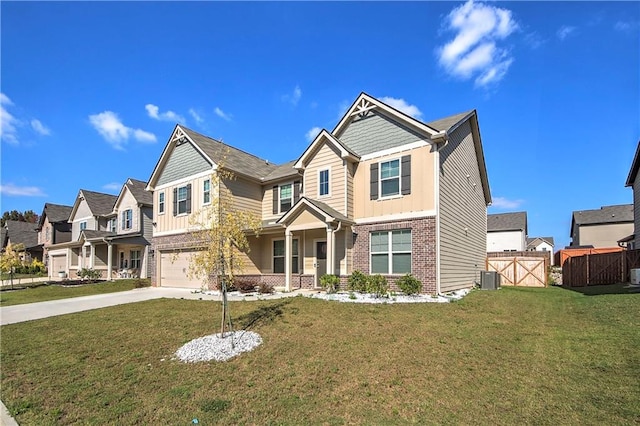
0 279 149 306
1 285 639 424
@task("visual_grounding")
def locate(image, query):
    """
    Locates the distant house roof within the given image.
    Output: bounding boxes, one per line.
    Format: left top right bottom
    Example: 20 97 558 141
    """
81 190 118 217
625 140 640 187
0 228 7 250
4 220 39 249
487 212 528 233
124 178 153 206
527 236 555 249
38 203 73 228
572 204 633 226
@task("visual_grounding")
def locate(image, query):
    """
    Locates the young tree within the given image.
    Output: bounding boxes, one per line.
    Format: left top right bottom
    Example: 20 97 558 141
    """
187 166 262 337
0 242 25 289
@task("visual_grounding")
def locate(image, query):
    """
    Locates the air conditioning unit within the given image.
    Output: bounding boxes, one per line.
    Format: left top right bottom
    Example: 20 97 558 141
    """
480 271 501 290
630 269 640 285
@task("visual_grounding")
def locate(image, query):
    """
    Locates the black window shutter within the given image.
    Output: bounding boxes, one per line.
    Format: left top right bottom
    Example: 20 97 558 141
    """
293 180 301 203
401 155 411 195
186 184 192 214
370 163 379 200
173 188 177 216
272 186 278 214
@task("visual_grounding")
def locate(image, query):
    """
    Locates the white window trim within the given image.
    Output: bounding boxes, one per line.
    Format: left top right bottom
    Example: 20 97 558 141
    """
318 167 331 198
203 179 211 205
158 191 165 215
122 209 133 230
272 238 299 274
80 221 87 231
279 183 293 214
177 185 188 216
130 249 141 269
379 158 401 199
369 229 412 275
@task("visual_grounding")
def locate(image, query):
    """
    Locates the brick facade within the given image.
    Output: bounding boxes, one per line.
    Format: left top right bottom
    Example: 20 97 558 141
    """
151 232 207 287
351 216 437 294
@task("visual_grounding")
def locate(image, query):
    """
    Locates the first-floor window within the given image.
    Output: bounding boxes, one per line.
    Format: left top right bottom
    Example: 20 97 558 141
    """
370 229 411 274
130 250 141 269
119 251 127 269
273 239 299 273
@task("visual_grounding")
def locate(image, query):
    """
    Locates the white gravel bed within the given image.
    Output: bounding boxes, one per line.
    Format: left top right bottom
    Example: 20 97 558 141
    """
305 288 471 304
174 331 263 363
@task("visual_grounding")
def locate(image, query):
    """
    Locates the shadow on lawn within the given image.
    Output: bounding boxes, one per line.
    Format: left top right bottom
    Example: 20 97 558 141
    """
560 282 640 296
234 299 292 330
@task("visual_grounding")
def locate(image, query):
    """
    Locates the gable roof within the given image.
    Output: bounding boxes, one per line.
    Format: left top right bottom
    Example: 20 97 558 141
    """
277 196 353 226
488 212 528 233
527 236 555 248
261 160 301 183
37 203 73 228
69 189 118 221
625 140 640 187
4 220 39 249
572 204 633 226
114 178 153 210
294 129 360 170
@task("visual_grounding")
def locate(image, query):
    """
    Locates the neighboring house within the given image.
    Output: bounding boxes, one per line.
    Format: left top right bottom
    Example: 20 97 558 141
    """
146 92 491 294
2 220 42 262
624 140 640 249
570 204 633 248
526 236 555 265
487 212 528 252
36 203 73 271
46 179 153 279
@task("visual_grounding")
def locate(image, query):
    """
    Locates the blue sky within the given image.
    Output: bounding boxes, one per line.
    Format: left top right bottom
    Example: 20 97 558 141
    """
1 1 638 250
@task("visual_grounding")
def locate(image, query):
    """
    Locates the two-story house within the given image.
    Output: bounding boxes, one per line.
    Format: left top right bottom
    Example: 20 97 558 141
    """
570 204 634 248
2 220 42 262
36 203 73 272
46 179 153 279
147 93 491 294
487 211 528 252
624 140 640 249
526 236 555 265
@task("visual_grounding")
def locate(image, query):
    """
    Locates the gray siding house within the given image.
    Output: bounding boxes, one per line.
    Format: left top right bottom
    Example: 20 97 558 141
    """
570 204 633 248
625 140 640 249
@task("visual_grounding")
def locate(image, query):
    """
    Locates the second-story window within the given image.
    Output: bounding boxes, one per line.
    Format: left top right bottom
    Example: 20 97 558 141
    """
203 179 211 205
176 185 190 215
319 169 329 196
122 209 132 230
80 221 87 231
108 218 116 233
380 159 400 197
158 192 165 214
370 155 411 200
280 184 292 212
45 227 50 242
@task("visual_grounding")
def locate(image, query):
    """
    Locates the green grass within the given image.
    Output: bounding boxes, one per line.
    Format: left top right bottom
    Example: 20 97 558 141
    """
1 284 639 425
0 279 149 306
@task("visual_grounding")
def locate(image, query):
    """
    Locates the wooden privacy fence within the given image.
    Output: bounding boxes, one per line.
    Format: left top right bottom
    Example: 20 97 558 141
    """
555 247 623 267
486 256 548 287
563 249 640 287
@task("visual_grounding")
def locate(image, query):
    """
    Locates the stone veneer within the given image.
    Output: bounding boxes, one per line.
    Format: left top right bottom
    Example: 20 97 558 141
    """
351 216 437 294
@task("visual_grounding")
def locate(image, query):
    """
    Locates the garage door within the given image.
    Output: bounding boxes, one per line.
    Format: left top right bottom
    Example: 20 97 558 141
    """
50 255 67 276
159 251 204 289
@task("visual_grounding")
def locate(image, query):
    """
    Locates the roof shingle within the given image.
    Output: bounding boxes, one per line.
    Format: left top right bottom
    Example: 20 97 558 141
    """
572 204 633 225
488 212 528 232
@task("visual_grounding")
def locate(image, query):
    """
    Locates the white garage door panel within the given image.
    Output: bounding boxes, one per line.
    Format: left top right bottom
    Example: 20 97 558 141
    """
51 255 66 275
160 251 203 288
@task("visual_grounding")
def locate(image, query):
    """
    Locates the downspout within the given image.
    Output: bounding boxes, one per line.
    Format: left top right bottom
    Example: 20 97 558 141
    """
431 131 448 296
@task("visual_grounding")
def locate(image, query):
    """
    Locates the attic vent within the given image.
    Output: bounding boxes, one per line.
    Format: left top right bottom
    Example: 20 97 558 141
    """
175 136 188 146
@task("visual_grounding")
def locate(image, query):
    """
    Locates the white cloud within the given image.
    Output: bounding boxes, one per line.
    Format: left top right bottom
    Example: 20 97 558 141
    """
490 196 524 209
189 108 204 125
437 0 518 87
305 126 322 142
0 93 13 106
282 85 302 106
30 119 51 136
102 182 122 191
380 97 423 119
0 183 46 197
145 104 185 123
557 25 576 40
89 110 156 150
214 107 232 121
614 21 639 33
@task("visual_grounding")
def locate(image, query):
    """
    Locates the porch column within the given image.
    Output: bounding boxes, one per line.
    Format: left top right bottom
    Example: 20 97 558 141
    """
285 229 292 292
106 243 113 281
326 224 333 275
89 244 95 268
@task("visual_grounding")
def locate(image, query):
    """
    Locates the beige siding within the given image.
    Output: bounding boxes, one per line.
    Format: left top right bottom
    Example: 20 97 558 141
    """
154 174 215 235
39 216 52 245
353 145 435 219
115 188 140 234
634 176 640 248
303 143 347 214
261 178 298 221
579 223 634 248
71 199 95 241
222 176 262 216
438 121 488 293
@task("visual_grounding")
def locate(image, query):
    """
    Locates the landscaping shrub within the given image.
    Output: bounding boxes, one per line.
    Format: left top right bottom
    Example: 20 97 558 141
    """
366 274 388 297
347 270 368 292
257 282 274 294
235 278 258 293
320 274 340 293
396 274 422 295
133 278 151 288
76 268 102 282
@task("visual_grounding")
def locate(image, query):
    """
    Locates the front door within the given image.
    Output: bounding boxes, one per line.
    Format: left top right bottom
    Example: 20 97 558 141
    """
315 241 327 288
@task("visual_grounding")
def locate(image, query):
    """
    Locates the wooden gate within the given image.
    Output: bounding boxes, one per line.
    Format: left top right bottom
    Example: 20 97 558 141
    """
486 256 547 287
